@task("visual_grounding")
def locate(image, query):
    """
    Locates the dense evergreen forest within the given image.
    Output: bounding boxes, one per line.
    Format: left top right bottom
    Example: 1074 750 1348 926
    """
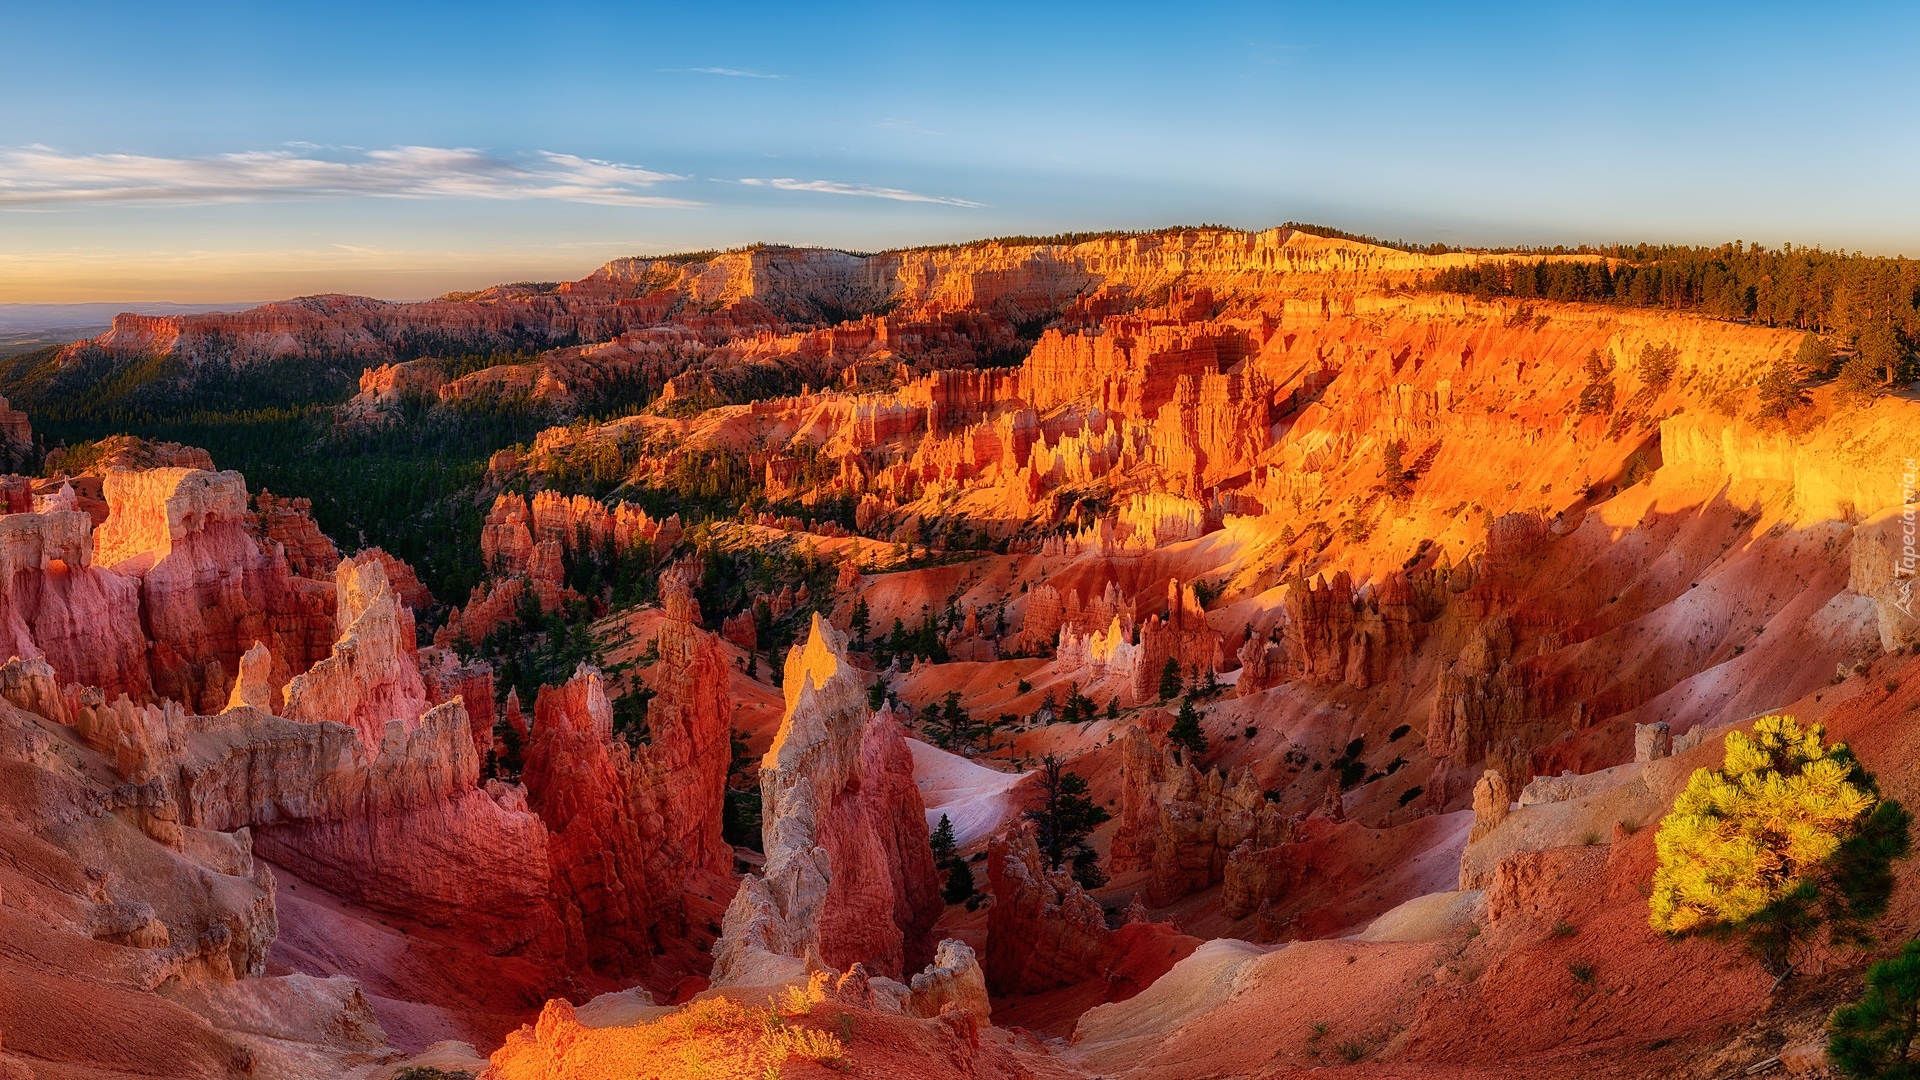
0 343 553 603
1423 244 1920 360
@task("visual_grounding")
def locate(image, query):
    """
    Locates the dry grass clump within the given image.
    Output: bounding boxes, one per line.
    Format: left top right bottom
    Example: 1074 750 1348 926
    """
490 986 851 1079
777 971 833 1017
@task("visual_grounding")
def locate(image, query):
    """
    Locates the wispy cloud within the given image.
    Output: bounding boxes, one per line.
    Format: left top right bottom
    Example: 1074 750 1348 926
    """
0 146 700 207
873 118 947 136
738 177 982 208
667 66 789 79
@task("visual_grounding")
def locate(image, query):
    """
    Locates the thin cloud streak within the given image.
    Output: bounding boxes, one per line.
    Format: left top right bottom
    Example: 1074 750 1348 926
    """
0 146 701 208
737 177 982 208
671 67 789 79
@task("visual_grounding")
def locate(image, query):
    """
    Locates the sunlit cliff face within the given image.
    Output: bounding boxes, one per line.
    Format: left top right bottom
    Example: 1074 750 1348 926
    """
3 228 1917 1080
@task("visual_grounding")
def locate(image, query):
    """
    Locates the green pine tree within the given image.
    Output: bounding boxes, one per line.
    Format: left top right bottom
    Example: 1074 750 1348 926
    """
930 813 956 863
937 691 977 751
942 858 975 905
1831 938 1920 1078
1756 358 1808 420
1170 697 1209 760
1158 656 1184 701
1577 349 1618 415
1794 333 1835 378
1636 342 1677 392
1840 350 1887 400
1024 752 1111 883
1063 681 1095 723
1381 438 1408 496
849 597 870 642
1862 322 1910 387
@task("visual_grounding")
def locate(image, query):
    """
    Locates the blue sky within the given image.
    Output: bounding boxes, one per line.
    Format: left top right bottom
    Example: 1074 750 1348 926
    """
2 1 1916 301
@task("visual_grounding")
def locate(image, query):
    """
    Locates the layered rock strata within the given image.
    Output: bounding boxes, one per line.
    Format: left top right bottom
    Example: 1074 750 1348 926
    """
711 615 941 984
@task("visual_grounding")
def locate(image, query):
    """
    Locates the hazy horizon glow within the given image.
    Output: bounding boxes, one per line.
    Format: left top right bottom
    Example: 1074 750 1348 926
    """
4 0 1917 303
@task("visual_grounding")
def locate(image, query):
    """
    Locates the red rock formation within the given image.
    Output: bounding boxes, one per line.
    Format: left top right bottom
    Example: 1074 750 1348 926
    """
1108 724 1171 873
1235 632 1285 696
419 644 498 753
436 576 526 649
447 491 676 648
1270 567 1448 692
1107 726 1294 905
354 547 432 609
711 615 941 983
341 360 448 427
224 641 275 713
228 703 560 961
1428 615 1540 763
0 395 30 468
0 687 377 1080
95 467 335 711
527 490 680 555
477 493 531 576
640 574 734 882
0 502 152 703
249 490 341 581
521 666 683 974
281 555 430 751
1122 580 1227 705
519 573 732 977
1019 580 1129 653
54 628 556 966
46 434 215 477
1279 569 1359 685
93 551 565 962
484 976 1060 1080
1468 768 1512 845
983 822 1120 995
720 609 756 650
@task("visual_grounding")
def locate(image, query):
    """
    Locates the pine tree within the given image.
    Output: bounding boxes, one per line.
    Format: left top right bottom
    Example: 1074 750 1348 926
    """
1756 359 1808 420
942 858 975 905
1650 714 1910 975
1577 349 1618 415
1830 938 1920 1079
867 675 889 712
1841 350 1889 400
1070 845 1108 891
1636 342 1677 393
931 691 978 751
1862 322 1910 387
1158 656 1184 701
930 813 956 863
1170 697 1209 761
1024 752 1111 882
1381 439 1408 496
1063 681 1095 724
1794 333 1835 377
849 597 870 642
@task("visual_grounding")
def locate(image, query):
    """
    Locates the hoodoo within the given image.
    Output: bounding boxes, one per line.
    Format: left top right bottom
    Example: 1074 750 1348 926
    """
4 220 1918 1079
711 613 942 985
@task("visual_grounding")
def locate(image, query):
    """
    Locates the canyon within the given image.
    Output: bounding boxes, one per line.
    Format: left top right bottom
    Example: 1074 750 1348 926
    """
1 225 1916 1079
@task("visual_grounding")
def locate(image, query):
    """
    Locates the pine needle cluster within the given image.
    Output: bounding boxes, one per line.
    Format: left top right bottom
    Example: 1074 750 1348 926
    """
1649 715 1909 974
1830 939 1920 1078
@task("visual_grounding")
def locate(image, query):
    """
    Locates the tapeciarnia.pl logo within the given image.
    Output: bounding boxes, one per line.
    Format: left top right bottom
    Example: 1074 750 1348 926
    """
1897 458 1918 618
